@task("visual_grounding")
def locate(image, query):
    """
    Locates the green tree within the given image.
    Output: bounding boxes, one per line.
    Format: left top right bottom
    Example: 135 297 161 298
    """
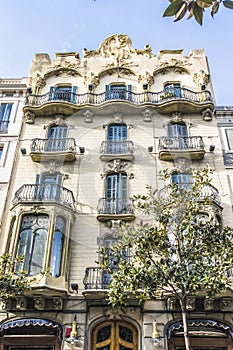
100 167 233 350
0 253 33 299
163 0 233 25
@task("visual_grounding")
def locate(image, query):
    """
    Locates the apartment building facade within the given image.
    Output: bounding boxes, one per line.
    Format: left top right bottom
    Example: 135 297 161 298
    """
0 78 28 233
0 35 232 350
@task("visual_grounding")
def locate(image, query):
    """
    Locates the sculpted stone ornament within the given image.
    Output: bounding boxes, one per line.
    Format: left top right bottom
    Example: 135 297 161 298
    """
202 108 213 121
24 110 35 124
155 57 191 75
83 73 99 88
220 298 233 311
52 297 63 310
204 298 214 311
138 72 154 87
142 109 153 122
113 113 124 124
83 110 94 123
173 158 191 172
34 296 46 310
29 73 46 94
171 111 183 122
193 69 210 86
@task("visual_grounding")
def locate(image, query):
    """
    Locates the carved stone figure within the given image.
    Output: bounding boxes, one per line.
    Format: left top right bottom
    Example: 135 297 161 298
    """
202 108 213 121
24 110 35 124
83 110 94 123
142 109 153 122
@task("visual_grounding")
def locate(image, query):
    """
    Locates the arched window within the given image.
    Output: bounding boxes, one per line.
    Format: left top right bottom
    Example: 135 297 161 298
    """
16 214 49 276
50 216 66 278
105 173 128 214
93 321 138 350
46 125 68 152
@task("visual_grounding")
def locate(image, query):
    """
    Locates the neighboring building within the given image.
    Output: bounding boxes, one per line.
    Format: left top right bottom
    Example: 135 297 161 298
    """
0 78 28 232
0 35 232 350
216 106 233 206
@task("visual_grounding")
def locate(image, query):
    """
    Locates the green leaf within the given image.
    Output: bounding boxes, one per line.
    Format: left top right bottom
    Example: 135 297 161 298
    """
223 0 233 8
174 3 189 21
193 2 204 24
211 1 219 16
197 0 213 7
163 0 184 17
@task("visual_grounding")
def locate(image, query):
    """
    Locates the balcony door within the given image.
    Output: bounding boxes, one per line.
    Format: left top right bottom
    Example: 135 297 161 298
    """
46 125 68 152
168 122 188 149
93 321 138 350
164 83 181 97
36 173 62 201
108 125 127 154
172 173 193 191
105 173 128 214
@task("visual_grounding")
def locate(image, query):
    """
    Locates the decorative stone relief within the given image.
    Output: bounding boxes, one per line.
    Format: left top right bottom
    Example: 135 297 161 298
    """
113 113 124 124
83 110 94 123
52 297 63 310
138 72 154 86
24 110 35 124
15 296 28 310
204 298 214 311
193 69 210 86
43 160 62 173
142 109 153 122
202 108 213 121
155 58 191 75
173 158 191 172
104 306 125 319
34 296 46 310
171 111 183 122
220 297 233 311
2 298 12 310
105 159 128 173
29 72 46 94
83 73 99 88
167 297 177 310
186 296 196 310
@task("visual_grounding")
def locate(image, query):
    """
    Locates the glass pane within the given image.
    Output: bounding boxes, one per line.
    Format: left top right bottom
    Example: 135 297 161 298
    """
30 228 47 275
50 229 64 277
120 346 131 350
119 325 133 343
96 326 111 343
98 346 110 350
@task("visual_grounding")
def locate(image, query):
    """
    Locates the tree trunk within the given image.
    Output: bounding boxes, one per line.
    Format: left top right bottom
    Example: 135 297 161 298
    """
180 299 191 350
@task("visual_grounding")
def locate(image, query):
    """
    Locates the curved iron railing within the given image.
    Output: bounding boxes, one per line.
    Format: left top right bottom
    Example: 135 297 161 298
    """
12 184 75 210
83 267 112 290
97 197 134 215
31 138 76 152
100 140 134 155
159 184 221 206
158 136 205 150
25 88 213 107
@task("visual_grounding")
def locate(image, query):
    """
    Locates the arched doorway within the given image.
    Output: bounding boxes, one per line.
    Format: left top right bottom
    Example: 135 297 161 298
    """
92 321 138 350
167 319 233 350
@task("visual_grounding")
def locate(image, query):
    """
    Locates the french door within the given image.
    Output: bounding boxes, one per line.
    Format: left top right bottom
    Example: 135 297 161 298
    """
46 125 68 152
107 125 127 154
105 173 128 214
36 173 62 201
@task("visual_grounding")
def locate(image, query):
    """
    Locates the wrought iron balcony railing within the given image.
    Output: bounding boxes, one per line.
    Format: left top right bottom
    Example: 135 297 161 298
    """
83 267 113 290
159 184 221 207
0 121 9 133
158 136 205 151
100 140 134 155
25 88 213 107
12 184 75 210
31 138 76 152
97 197 134 215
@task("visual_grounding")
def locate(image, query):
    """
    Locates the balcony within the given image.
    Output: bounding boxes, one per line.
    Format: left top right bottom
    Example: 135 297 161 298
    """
12 184 75 210
159 184 221 208
100 140 134 161
30 138 77 162
24 88 214 116
82 267 112 298
158 136 205 161
97 197 135 222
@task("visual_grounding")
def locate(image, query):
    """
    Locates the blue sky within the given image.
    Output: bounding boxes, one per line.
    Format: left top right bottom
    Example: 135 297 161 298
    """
0 0 232 105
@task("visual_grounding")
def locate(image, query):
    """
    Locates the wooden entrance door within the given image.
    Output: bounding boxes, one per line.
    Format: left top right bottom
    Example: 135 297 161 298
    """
93 321 138 350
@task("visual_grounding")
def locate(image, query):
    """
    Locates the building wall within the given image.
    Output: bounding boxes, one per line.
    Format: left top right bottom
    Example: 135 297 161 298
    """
0 36 232 350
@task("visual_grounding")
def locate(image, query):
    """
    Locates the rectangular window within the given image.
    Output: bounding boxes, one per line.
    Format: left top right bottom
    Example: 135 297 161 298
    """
0 147 3 160
0 103 13 132
225 129 233 150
